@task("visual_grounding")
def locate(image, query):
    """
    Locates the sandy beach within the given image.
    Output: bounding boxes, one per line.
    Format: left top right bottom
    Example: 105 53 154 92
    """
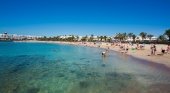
15 40 170 68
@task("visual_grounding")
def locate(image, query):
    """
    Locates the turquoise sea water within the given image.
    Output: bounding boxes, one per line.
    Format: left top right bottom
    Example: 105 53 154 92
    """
0 42 170 93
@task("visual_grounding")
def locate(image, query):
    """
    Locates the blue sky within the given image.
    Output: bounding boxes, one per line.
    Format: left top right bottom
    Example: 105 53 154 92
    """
0 0 170 36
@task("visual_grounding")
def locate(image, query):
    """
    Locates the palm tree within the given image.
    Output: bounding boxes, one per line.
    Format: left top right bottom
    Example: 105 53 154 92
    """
81 35 87 42
100 36 103 41
84 35 88 41
147 34 154 41
103 36 107 42
114 33 121 41
114 33 124 41
76 35 79 41
132 34 136 42
53 36 60 41
128 33 133 39
122 33 127 41
97 36 100 41
67 35 75 42
158 35 166 41
89 34 94 42
107 37 112 42
139 32 147 41
164 29 170 41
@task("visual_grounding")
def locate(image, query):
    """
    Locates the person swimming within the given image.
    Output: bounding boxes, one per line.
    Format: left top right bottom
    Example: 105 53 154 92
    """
102 51 106 57
102 51 106 55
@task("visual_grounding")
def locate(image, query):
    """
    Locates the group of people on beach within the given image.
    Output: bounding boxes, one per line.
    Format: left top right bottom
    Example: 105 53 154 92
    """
150 44 170 55
79 41 170 57
163 44 170 54
101 42 170 57
119 45 129 53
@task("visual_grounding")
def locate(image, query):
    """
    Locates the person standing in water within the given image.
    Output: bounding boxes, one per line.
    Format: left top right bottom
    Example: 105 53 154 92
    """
102 51 106 57
125 46 129 53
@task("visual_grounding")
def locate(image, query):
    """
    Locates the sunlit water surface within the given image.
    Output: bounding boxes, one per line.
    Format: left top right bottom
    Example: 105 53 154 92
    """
0 42 170 93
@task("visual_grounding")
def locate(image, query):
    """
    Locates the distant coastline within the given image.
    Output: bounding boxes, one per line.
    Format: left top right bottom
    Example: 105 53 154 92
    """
0 40 13 42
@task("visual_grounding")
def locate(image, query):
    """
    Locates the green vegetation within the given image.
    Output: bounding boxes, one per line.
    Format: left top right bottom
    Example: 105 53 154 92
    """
132 34 136 42
147 34 154 41
37 29 170 44
114 33 127 41
38 35 77 42
88 34 94 42
139 32 147 41
164 29 170 41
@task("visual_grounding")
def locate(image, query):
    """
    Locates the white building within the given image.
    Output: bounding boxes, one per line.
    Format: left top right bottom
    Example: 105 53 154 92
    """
0 32 10 40
0 32 42 40
135 36 157 41
92 36 98 41
126 37 133 41
113 35 158 42
151 36 157 40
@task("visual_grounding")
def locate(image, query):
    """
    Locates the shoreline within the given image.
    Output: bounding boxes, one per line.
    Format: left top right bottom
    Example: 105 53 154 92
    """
13 40 170 68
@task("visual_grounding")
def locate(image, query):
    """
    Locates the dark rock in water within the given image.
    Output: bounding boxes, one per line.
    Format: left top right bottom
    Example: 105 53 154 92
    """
79 81 89 88
10 63 26 73
26 88 40 93
86 60 90 63
12 86 20 93
80 58 86 60
55 90 64 93
17 55 28 58
105 72 132 80
105 72 118 78
57 73 65 77
64 76 68 80
87 73 92 76
56 59 62 63
17 63 25 67
70 70 76 73
76 72 86 78
101 64 106 67
10 68 18 73
40 61 46 64
86 72 101 78
56 58 65 63
104 72 135 92
41 73 49 78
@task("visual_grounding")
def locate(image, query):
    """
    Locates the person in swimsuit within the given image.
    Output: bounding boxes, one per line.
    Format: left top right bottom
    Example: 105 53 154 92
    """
161 48 165 54
150 44 154 55
153 44 156 55
125 46 129 53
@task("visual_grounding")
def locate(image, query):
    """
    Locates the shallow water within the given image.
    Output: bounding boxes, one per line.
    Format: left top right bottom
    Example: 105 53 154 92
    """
0 42 170 93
